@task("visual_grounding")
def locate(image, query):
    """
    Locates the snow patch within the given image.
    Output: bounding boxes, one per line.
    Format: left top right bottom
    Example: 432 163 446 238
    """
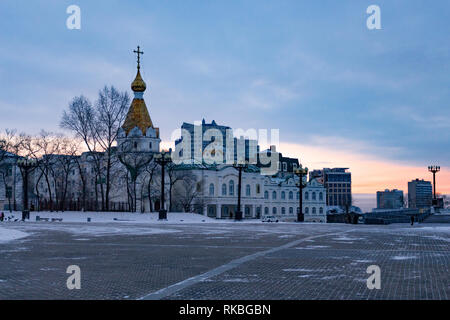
392 255 417 261
0 227 29 242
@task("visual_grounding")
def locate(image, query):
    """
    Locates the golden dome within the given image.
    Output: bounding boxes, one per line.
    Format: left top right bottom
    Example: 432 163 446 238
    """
131 70 146 92
122 98 154 135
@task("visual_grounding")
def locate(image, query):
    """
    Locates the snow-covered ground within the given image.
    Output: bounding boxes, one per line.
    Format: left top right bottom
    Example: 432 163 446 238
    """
0 227 29 242
2 211 227 224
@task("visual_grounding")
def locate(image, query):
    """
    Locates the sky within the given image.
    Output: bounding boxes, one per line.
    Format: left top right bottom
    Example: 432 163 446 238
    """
0 0 449 196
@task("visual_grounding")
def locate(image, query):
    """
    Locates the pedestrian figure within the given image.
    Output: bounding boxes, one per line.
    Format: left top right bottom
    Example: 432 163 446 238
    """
410 215 414 226
0 212 4 222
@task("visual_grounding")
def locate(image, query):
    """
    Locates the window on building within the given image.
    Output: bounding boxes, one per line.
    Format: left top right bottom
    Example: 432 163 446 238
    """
264 191 269 199
222 184 227 196
209 183 214 196
246 184 251 197
134 142 138 149
296 192 299 200
272 191 277 200
281 191 286 200
149 142 152 149
272 207 277 214
312 192 316 200
282 162 287 171
305 207 309 214
265 207 269 215
289 207 293 214
319 207 323 214
245 206 250 216
256 184 261 194
289 191 293 200
305 192 309 200
229 180 234 196
319 192 323 201
312 207 316 214
282 207 286 214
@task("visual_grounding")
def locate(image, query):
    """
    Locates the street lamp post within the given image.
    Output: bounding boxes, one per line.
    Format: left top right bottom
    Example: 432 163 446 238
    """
232 162 248 221
294 165 308 222
154 151 172 220
428 165 440 206
17 158 38 221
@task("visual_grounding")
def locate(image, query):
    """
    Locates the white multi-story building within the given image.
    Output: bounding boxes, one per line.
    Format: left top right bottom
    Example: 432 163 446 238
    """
171 163 327 222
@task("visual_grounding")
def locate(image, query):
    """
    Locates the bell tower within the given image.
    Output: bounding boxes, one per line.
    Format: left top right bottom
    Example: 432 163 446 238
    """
117 46 160 153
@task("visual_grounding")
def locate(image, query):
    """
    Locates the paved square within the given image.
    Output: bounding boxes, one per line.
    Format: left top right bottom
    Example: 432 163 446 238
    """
0 221 448 300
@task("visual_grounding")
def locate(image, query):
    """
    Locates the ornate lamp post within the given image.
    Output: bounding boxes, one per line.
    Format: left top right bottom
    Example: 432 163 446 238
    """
428 165 440 206
232 162 248 221
294 165 308 222
154 151 172 220
17 158 38 221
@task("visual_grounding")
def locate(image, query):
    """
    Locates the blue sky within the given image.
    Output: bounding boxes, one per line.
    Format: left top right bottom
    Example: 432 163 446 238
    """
0 0 449 181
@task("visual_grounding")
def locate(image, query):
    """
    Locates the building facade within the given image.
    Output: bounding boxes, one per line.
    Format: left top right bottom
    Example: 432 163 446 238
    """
174 120 259 165
171 163 327 222
376 189 404 209
408 179 432 209
309 168 351 207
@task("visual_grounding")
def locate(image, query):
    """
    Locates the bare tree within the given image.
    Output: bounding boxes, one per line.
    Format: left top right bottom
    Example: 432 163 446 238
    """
60 87 130 211
118 140 153 212
167 164 192 212
143 161 160 212
27 131 61 211
173 172 203 212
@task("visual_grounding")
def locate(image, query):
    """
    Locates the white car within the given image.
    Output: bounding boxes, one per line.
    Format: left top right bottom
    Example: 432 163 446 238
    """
262 216 279 223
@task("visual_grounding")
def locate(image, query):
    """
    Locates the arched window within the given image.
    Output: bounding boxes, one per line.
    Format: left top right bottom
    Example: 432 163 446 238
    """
319 207 323 214
289 207 293 214
312 192 316 200
305 207 309 214
319 192 323 201
296 192 300 200
209 183 215 196
289 191 293 200
282 207 286 215
281 191 286 200
246 184 251 196
264 191 269 199
305 192 309 200
312 207 316 214
229 180 234 196
272 191 277 200
256 184 261 194
222 184 227 196
272 207 277 214
265 207 269 215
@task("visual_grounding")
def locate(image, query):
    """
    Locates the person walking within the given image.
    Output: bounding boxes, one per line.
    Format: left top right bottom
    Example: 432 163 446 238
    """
0 212 4 222
410 215 414 226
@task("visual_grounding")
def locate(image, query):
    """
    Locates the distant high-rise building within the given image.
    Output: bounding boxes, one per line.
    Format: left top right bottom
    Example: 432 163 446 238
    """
377 189 404 209
408 179 432 209
174 119 258 164
309 168 351 207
